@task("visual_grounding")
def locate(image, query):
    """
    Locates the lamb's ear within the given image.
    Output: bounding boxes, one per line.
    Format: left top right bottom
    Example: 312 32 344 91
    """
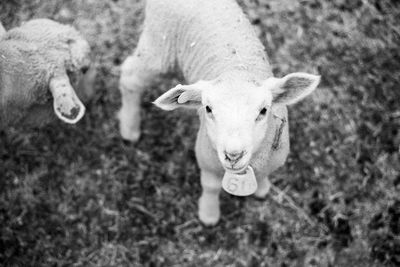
153 81 207 110
266 73 320 105
49 74 86 124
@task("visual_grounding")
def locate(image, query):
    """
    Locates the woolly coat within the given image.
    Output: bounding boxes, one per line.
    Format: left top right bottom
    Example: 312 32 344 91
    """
142 0 290 178
0 19 92 126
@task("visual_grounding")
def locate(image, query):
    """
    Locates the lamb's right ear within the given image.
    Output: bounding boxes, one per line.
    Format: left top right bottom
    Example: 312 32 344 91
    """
153 81 207 111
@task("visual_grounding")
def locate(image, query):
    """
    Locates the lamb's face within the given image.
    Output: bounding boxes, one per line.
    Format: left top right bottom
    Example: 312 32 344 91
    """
154 72 320 172
201 82 273 172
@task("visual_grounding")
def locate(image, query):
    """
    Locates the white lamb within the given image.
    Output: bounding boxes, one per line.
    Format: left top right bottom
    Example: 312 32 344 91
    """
0 19 94 126
118 0 320 225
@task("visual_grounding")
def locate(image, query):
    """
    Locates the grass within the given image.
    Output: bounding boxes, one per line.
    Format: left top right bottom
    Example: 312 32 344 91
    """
1 0 399 266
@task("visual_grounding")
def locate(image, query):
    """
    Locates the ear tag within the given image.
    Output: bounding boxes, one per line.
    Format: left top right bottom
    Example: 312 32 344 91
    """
222 166 258 196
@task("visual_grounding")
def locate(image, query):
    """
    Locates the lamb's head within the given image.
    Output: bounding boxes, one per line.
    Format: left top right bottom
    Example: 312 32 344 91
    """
154 73 320 172
0 19 94 126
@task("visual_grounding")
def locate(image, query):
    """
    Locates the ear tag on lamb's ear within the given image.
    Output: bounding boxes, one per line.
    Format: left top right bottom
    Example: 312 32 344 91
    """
222 166 258 196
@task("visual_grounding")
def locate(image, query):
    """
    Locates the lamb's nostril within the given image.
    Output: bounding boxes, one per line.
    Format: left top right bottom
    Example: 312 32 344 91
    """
225 151 245 163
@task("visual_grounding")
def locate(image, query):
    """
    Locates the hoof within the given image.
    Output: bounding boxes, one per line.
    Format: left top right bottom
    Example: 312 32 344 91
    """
198 210 220 226
198 195 220 227
118 113 141 142
120 129 140 142
253 177 272 199
253 188 270 200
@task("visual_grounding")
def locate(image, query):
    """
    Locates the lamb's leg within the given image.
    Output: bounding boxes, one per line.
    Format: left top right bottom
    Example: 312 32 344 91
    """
198 170 221 226
118 52 159 142
254 176 271 199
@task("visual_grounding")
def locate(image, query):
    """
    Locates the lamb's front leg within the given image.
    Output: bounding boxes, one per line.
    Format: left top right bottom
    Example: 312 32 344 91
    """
198 170 221 226
119 83 142 142
254 176 272 199
118 55 158 142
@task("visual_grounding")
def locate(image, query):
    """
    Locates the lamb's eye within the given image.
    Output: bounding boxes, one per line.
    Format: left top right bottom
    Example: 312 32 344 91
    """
205 105 212 114
81 66 89 74
256 107 267 121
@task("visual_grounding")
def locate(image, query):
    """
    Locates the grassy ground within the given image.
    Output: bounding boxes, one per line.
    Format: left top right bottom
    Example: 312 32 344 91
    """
1 0 399 266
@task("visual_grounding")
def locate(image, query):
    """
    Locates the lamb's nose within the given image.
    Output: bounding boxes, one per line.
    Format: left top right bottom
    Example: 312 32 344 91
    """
225 151 245 164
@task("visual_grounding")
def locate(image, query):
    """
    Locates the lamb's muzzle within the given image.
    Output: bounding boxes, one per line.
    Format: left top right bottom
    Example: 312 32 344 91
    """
225 151 245 164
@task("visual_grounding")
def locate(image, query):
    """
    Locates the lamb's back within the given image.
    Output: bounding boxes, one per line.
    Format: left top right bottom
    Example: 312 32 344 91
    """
144 0 272 82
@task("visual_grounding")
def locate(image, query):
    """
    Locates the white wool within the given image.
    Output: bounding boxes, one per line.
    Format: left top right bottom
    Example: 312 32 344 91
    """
0 19 93 126
119 0 320 225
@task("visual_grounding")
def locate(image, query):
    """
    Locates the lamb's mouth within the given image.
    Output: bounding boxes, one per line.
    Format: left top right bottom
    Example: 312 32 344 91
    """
225 165 248 174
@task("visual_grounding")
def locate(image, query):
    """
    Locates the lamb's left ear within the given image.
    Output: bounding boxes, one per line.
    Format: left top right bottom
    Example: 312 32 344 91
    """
266 73 321 105
153 81 208 111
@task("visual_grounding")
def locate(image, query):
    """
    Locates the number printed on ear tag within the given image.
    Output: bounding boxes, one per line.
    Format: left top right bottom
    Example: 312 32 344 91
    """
222 166 258 196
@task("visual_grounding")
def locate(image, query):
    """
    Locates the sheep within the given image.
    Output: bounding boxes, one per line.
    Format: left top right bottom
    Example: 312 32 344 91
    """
118 0 320 225
0 19 94 127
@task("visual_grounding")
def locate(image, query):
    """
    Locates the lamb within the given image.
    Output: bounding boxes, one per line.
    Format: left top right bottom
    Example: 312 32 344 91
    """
0 19 94 126
118 0 320 225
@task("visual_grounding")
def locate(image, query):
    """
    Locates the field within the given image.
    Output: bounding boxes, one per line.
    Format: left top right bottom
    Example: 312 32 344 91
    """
0 0 399 266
